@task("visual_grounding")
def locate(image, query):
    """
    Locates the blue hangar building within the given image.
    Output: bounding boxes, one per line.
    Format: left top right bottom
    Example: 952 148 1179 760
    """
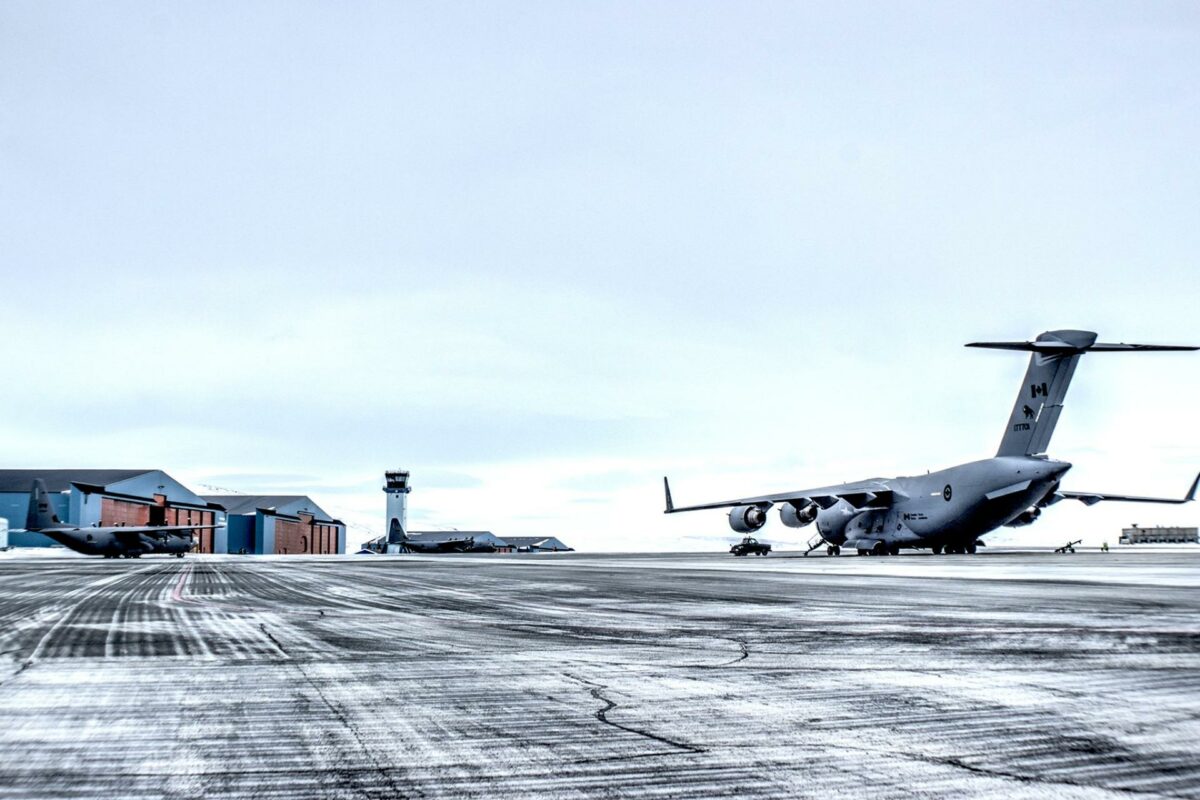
203 495 345 555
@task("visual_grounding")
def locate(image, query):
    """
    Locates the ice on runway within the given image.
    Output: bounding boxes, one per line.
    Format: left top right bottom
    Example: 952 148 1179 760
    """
1 551 1198 799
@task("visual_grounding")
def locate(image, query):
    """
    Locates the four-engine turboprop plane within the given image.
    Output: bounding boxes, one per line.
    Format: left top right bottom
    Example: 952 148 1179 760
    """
398 532 490 554
19 479 222 558
664 330 1198 555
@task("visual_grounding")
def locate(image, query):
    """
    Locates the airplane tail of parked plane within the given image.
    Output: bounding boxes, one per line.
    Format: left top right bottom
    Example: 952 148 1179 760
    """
26 479 63 531
967 330 1198 457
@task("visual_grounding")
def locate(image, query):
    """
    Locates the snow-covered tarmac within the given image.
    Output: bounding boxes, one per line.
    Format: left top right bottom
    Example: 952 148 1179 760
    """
1 550 1198 799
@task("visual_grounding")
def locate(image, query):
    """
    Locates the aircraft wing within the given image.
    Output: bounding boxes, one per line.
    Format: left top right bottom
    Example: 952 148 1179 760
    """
18 523 220 534
103 524 222 534
663 477 898 514
1056 472 1199 507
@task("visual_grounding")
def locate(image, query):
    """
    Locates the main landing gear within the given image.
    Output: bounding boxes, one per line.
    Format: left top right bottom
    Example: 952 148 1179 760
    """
855 545 902 556
826 545 841 556
936 542 979 555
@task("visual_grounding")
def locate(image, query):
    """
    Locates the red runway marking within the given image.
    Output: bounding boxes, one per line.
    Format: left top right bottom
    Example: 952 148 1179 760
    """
171 564 196 604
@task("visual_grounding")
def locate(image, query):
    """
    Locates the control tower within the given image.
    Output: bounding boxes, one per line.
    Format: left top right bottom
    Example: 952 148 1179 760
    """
383 470 412 554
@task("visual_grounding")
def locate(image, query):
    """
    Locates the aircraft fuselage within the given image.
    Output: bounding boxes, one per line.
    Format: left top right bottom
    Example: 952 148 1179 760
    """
38 528 193 558
815 456 1071 551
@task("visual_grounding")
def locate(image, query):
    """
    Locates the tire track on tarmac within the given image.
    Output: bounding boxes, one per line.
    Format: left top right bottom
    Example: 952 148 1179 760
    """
2 562 161 683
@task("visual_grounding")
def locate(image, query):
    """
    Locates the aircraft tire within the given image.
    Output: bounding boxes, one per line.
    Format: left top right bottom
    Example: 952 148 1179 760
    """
931 545 943 555
966 542 977 554
889 545 900 556
857 549 867 556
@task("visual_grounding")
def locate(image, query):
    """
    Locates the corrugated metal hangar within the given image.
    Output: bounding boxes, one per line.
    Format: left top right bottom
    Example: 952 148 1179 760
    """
0 469 223 551
202 495 345 555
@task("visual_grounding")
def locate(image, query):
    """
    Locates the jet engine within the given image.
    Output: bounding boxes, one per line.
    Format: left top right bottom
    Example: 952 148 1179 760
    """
779 501 819 528
728 505 768 534
1005 506 1042 527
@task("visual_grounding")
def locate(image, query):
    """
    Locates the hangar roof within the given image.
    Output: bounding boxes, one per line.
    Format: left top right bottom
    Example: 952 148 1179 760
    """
0 469 153 493
502 536 574 551
203 494 340 524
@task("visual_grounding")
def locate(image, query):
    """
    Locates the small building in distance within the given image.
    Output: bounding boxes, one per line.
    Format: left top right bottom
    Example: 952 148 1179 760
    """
0 469 223 551
1119 524 1199 545
203 495 345 555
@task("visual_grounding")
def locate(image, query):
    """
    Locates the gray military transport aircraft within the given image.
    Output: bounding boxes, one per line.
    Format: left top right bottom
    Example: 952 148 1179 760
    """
364 530 494 554
664 330 1198 556
18 479 221 558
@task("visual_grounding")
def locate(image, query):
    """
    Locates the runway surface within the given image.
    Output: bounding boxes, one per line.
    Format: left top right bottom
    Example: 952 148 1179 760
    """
2 550 1198 799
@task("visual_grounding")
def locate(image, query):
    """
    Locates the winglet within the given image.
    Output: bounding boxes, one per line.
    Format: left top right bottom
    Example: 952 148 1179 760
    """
663 477 674 514
1185 472 1200 503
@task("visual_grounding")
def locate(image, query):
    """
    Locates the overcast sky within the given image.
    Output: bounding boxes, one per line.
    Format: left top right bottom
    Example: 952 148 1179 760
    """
2 2 1197 550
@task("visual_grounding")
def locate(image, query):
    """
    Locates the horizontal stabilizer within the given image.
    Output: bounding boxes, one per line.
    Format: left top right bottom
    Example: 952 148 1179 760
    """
967 329 1197 353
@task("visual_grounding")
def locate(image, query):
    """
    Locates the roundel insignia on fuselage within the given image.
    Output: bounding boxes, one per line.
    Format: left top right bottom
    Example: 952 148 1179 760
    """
943 484 953 502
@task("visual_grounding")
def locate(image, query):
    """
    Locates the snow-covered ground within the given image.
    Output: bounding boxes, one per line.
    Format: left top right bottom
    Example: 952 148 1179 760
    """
1 552 1198 798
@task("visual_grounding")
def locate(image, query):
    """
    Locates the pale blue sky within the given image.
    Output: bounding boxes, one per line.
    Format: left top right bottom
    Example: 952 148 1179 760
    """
2 2 1197 549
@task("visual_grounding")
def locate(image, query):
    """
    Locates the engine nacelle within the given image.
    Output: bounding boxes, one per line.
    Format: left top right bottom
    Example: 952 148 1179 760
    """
814 499 858 544
158 534 193 554
1005 506 1042 528
779 501 819 528
728 504 768 534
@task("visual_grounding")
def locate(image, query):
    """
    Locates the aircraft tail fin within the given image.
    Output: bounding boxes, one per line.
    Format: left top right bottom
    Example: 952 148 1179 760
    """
967 330 1198 457
26 480 63 530
386 516 407 545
